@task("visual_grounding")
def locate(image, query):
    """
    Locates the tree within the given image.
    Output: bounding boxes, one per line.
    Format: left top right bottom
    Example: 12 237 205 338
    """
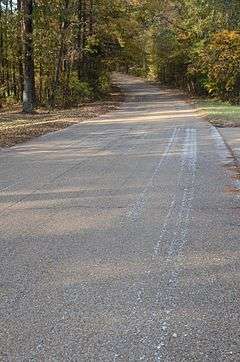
1 0 240 108
50 0 71 108
21 0 36 113
200 30 240 102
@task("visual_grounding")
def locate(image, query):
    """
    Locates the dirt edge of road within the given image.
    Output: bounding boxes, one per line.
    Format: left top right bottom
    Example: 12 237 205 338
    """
0 86 124 148
193 99 240 191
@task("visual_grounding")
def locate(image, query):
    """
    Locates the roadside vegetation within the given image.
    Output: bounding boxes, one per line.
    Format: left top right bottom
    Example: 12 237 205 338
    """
196 100 240 128
0 1 240 146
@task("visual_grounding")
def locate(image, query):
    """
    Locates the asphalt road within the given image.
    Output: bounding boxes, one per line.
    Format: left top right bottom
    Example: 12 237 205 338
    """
1 74 240 361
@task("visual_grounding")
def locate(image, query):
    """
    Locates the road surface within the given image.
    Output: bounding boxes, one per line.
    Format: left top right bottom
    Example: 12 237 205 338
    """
0 74 240 360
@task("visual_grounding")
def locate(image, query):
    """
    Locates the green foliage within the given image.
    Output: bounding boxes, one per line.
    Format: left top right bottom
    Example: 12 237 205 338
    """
197 98 240 126
98 73 111 94
1 0 240 106
54 77 94 108
0 0 128 109
68 78 93 100
200 31 240 102
133 0 240 102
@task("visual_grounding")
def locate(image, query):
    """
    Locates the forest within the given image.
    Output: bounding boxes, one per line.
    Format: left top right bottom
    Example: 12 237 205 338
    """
1 0 240 113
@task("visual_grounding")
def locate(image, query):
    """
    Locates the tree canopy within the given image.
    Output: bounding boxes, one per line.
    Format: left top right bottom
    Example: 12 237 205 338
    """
0 0 240 112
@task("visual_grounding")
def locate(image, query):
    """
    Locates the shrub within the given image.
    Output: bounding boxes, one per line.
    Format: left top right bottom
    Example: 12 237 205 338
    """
201 31 240 102
97 72 111 94
69 78 93 100
55 77 94 107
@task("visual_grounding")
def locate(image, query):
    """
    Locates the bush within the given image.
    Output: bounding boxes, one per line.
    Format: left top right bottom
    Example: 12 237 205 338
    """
97 72 111 94
69 78 93 100
55 77 94 107
201 31 240 102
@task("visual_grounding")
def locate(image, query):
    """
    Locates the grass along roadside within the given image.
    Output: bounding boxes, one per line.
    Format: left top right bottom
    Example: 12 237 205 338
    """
196 99 240 127
0 86 123 148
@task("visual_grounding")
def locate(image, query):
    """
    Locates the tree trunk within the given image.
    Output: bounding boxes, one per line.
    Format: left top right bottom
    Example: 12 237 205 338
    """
81 0 87 78
21 0 36 113
50 0 70 108
17 0 23 101
89 0 93 36
0 1 4 92
77 0 83 80
77 0 87 80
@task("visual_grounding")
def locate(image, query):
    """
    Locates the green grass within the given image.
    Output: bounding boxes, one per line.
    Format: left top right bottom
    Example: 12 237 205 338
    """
197 99 240 127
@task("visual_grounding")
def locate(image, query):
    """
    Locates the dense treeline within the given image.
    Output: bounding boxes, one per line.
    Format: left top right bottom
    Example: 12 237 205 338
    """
149 0 240 102
0 0 134 111
128 0 240 103
1 0 240 112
